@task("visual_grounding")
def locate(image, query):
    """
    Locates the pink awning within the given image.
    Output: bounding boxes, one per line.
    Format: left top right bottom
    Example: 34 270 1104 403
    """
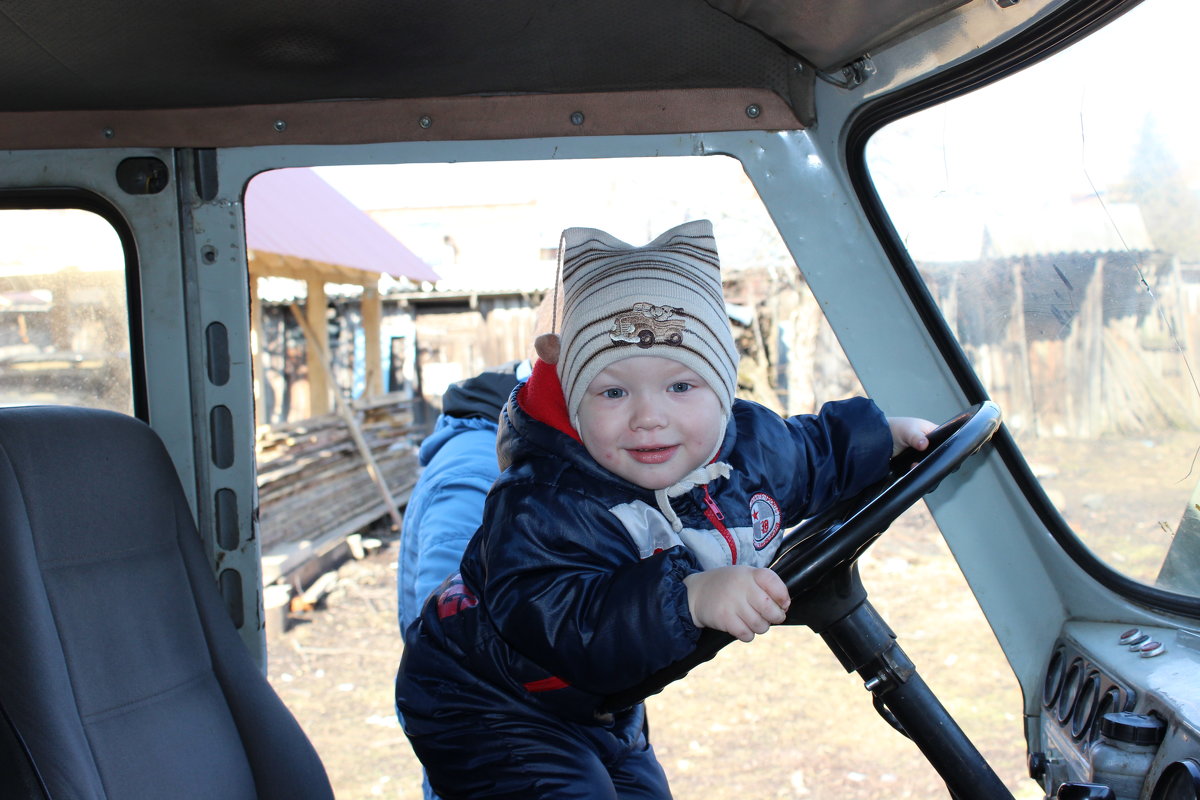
244 168 438 283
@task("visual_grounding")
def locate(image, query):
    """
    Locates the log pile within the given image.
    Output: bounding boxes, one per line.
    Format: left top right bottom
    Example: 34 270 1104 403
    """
255 393 420 551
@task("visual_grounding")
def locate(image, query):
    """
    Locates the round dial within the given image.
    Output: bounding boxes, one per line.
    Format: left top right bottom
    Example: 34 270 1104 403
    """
1070 672 1101 740
1042 648 1065 708
1057 659 1083 725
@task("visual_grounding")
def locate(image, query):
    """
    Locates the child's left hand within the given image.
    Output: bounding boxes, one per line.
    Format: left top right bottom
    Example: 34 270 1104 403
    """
887 416 937 457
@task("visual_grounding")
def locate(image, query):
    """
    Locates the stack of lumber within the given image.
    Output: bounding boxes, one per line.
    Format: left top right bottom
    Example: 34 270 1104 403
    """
255 393 420 551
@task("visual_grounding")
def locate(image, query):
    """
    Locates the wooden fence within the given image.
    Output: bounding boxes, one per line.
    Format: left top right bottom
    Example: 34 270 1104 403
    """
922 252 1200 437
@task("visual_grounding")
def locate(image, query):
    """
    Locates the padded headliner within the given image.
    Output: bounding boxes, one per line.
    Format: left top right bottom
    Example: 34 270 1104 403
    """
0 0 797 112
0 0 970 114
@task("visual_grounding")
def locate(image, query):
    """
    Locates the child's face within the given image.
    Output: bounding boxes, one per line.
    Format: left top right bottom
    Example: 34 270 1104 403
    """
576 355 724 491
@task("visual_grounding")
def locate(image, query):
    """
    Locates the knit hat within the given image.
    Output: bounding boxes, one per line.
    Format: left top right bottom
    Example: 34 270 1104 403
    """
555 220 739 428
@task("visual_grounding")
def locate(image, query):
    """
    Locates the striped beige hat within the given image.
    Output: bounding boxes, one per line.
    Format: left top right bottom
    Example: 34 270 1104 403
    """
556 219 739 427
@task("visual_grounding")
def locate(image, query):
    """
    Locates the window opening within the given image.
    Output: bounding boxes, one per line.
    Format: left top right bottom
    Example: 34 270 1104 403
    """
0 208 132 414
247 156 1027 796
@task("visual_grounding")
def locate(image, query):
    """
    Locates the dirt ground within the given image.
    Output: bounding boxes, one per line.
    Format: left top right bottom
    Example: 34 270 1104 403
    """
263 427 1200 799
266 500 1047 800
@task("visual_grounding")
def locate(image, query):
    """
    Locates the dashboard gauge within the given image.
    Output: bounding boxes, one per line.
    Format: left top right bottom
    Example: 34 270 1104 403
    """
1151 760 1200 800
1057 658 1083 724
1070 672 1102 740
1043 648 1066 708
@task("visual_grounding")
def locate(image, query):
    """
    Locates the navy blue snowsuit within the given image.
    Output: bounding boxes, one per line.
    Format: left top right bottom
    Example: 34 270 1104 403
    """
395 363 892 799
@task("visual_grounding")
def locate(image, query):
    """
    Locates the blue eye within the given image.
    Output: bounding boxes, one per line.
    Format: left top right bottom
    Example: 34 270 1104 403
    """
603 387 625 399
669 382 692 393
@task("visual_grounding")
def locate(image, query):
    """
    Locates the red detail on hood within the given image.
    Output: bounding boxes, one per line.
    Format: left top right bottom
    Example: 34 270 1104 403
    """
517 358 582 443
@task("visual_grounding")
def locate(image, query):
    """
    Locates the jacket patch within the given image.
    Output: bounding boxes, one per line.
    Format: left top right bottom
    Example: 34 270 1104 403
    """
435 573 478 619
749 492 781 550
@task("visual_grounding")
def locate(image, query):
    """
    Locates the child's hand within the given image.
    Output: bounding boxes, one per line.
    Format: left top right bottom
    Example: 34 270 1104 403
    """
887 416 937 457
683 566 791 642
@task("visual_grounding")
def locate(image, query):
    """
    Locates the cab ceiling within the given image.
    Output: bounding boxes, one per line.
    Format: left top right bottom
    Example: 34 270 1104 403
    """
0 0 969 114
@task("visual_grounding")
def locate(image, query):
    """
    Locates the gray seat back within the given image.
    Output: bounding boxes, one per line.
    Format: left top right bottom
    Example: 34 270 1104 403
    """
0 405 333 799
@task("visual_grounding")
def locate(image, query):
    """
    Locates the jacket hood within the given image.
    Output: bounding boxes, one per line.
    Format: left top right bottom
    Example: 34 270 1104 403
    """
441 360 523 420
417 414 501 467
421 360 525 467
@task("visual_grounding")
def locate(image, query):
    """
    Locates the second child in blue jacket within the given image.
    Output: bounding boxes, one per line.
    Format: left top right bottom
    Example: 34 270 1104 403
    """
396 220 934 799
396 360 528 637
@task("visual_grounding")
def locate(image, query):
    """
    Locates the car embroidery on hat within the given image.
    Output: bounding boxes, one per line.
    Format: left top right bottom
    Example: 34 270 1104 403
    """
749 492 782 549
610 302 685 348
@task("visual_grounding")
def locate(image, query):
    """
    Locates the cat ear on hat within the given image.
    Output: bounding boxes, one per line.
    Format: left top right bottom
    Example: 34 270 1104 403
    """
534 333 561 365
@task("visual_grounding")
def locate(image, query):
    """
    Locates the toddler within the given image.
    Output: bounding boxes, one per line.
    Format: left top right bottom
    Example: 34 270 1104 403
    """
395 220 933 799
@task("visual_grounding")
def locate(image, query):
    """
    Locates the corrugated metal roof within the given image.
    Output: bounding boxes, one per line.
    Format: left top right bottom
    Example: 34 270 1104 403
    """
245 168 439 283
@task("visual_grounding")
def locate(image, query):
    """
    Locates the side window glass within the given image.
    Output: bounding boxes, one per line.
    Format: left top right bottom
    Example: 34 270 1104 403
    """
866 0 1200 598
0 209 132 414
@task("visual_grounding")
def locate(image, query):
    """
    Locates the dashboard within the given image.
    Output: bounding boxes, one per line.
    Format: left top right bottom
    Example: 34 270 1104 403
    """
1033 621 1200 799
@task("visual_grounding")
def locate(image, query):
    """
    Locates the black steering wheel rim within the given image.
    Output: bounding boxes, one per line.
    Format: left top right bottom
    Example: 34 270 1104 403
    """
601 401 1003 712
771 400 1002 595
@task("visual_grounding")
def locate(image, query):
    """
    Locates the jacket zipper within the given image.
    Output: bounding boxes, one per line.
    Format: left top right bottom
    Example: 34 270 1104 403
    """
701 486 737 564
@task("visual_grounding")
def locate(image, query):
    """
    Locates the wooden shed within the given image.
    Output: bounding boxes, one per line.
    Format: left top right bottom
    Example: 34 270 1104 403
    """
244 167 438 421
243 168 439 584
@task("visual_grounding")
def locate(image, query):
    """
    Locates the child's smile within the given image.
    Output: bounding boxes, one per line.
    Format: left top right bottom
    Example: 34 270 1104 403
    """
628 444 678 465
575 356 724 490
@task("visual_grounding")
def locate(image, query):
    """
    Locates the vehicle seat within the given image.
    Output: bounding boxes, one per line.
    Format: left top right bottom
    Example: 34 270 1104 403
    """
0 405 333 800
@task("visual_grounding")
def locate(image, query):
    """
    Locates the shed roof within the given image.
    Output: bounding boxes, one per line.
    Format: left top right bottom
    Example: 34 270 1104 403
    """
245 168 438 285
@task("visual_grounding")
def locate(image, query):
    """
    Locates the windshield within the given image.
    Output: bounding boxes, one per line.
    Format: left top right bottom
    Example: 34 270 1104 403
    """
867 0 1200 599
249 154 1031 796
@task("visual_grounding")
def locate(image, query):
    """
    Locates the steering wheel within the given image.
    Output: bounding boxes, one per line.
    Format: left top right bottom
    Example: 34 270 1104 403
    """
602 401 1003 712
771 400 1002 597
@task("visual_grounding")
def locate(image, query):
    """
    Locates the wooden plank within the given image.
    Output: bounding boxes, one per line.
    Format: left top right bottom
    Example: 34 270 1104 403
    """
305 279 331 416
255 389 418 562
289 302 403 531
362 284 383 398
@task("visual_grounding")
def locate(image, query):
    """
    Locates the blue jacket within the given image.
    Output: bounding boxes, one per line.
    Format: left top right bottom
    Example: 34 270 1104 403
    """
396 363 526 634
397 369 892 727
396 415 504 633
